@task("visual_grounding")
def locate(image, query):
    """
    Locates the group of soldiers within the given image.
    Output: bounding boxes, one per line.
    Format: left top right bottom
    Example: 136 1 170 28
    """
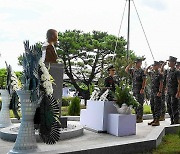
105 56 180 126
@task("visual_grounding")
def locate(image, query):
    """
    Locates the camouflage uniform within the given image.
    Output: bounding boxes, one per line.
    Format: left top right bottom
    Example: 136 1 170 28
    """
149 71 163 120
161 70 167 118
104 76 116 92
129 68 146 119
166 68 180 124
104 76 117 100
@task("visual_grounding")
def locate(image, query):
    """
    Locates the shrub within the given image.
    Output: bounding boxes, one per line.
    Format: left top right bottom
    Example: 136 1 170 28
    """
62 97 73 106
68 97 80 116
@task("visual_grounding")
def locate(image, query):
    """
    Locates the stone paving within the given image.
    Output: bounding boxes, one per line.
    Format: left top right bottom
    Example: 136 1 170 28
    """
0 119 177 154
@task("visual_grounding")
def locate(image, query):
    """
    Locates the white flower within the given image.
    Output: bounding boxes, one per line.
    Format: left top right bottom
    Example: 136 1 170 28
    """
41 74 50 81
11 81 18 86
41 66 48 74
39 58 44 65
11 76 17 81
46 88 53 95
43 81 51 89
12 85 19 91
44 72 51 80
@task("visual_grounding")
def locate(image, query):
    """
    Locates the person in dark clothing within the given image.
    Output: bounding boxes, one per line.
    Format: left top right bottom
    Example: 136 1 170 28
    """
163 56 180 125
104 65 117 100
125 57 146 123
145 61 163 126
176 62 180 70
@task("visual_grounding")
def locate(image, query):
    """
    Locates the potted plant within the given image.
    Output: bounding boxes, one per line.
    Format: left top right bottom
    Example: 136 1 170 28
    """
113 81 139 115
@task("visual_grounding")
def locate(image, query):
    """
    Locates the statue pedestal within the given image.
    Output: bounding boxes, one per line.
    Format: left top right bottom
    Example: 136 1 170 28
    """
45 63 67 127
80 100 117 132
107 114 136 137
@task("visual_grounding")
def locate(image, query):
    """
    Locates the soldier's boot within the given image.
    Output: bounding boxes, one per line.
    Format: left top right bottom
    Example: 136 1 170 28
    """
174 118 180 124
148 120 154 125
170 118 174 125
152 119 160 126
136 117 143 123
159 115 165 121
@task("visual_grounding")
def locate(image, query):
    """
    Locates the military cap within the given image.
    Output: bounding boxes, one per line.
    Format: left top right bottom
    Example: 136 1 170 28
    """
134 57 146 63
176 62 180 66
167 56 177 62
153 61 160 66
107 65 115 71
159 61 165 64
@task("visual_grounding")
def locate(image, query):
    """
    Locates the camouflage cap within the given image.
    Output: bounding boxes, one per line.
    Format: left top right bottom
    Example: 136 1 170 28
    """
153 61 160 66
107 65 115 71
134 57 146 63
167 56 177 62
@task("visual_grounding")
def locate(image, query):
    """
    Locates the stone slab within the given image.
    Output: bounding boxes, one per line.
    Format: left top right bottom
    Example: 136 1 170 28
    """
1 119 179 154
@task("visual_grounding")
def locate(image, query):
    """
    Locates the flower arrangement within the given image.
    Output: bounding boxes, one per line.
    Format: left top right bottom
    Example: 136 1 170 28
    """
114 80 139 109
21 41 60 144
39 58 53 96
5 62 21 119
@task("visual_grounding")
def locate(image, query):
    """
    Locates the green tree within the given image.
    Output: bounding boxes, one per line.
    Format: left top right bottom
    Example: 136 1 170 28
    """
57 30 127 103
0 68 22 88
0 68 7 88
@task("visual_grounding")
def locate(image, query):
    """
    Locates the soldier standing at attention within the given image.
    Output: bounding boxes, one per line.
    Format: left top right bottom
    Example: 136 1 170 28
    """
163 56 180 124
159 61 167 121
125 58 146 123
145 61 163 126
104 65 117 100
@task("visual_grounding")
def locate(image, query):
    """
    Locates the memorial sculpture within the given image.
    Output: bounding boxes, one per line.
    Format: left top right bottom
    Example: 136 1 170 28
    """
42 29 64 117
9 41 61 154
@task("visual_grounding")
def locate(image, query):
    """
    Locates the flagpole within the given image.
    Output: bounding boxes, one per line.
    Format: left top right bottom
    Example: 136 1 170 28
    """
127 0 131 61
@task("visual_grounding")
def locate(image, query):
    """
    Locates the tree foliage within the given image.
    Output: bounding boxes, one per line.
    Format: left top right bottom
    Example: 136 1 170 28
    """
0 68 22 89
57 30 127 101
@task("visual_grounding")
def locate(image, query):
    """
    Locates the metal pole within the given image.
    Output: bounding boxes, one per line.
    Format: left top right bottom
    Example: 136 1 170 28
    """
127 0 131 61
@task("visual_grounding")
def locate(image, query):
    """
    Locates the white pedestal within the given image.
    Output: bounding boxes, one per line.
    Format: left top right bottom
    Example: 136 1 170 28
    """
80 100 117 132
107 114 136 137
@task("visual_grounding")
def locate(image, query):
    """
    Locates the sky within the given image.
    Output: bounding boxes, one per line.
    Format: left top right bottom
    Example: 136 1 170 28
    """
0 0 180 71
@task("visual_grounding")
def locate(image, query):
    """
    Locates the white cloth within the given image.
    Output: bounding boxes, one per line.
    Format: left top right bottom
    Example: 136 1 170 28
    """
41 42 49 62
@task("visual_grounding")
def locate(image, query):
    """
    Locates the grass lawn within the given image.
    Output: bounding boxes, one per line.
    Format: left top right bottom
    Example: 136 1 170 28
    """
10 105 151 117
132 104 152 114
152 134 180 154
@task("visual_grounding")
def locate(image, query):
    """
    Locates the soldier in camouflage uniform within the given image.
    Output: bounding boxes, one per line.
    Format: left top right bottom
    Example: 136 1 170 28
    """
104 65 117 100
159 61 167 121
145 61 163 126
163 56 180 124
125 58 146 123
176 62 180 70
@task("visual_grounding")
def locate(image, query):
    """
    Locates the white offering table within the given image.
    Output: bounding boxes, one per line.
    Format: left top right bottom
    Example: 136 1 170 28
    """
107 114 136 137
80 100 117 132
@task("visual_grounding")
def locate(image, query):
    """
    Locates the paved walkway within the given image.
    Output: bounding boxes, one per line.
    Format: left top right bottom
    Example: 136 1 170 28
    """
0 119 177 154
